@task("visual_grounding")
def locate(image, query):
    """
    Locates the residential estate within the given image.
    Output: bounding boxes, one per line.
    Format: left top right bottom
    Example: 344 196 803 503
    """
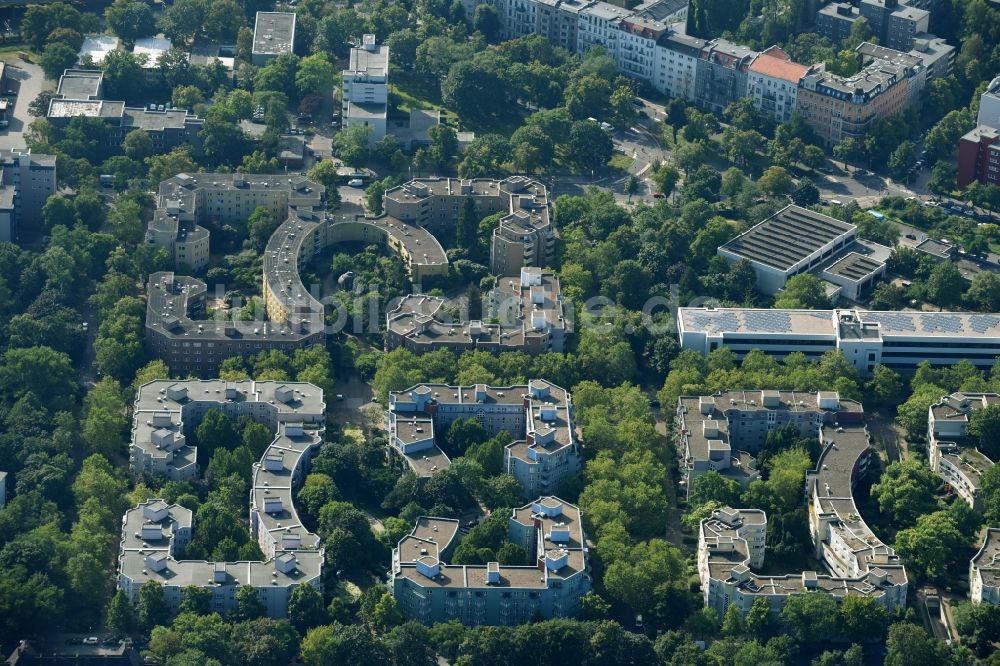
926 392 997 511
385 267 566 355
387 379 579 496
389 497 591 625
118 380 326 618
698 392 908 616
0 149 56 241
678 307 1000 376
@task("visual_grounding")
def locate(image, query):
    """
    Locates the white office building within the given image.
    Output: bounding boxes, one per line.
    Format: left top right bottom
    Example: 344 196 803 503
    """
342 35 389 143
927 393 997 510
678 307 1000 376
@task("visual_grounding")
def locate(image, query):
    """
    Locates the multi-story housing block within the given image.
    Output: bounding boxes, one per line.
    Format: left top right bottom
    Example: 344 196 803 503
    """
390 497 590 625
700 505 906 617
617 16 670 82
386 268 566 355
655 30 705 101
971 529 1000 604
815 2 862 43
342 35 389 143
676 390 863 495
926 393 997 510
388 379 579 495
129 380 325 480
959 76 1000 188
118 380 325 618
0 149 56 240
747 46 812 124
678 307 1000 376
576 1 632 56
858 0 929 51
693 39 757 114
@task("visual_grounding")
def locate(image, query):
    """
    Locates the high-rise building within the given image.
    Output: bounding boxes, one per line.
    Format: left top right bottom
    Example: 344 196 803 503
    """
342 35 389 144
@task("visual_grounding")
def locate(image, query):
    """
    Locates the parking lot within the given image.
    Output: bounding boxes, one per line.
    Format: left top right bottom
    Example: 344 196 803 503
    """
0 58 52 150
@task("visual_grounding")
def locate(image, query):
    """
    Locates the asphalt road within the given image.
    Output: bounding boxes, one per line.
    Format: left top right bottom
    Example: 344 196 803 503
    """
0 58 50 151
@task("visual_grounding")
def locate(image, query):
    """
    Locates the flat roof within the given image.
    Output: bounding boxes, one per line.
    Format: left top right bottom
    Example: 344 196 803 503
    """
78 35 119 64
56 69 103 99
48 98 124 119
347 36 389 76
823 252 885 282
345 101 388 120
253 12 296 56
720 205 855 271
133 37 173 66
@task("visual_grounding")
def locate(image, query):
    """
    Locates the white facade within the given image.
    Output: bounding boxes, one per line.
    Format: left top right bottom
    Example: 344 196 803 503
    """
971 529 1000 604
342 34 389 143
926 393 997 510
653 33 702 101
0 149 57 235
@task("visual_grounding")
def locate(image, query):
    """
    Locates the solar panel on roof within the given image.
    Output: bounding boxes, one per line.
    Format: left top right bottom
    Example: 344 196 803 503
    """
744 310 792 333
921 313 963 334
688 312 741 333
970 314 1000 334
865 312 916 332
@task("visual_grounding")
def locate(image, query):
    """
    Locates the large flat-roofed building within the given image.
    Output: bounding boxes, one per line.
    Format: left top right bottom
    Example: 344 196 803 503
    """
678 307 1000 376
971 529 1000 604
718 205 888 300
387 268 566 355
48 69 203 154
677 390 863 495
0 149 56 239
927 393 997 510
342 34 389 143
129 379 325 480
120 380 325 618
699 505 906 617
388 379 579 495
389 497 590 625
252 12 296 65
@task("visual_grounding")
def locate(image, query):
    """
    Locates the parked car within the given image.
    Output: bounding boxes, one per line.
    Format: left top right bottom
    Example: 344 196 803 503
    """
599 121 614 132
652 192 665 199
347 178 364 187
83 637 100 646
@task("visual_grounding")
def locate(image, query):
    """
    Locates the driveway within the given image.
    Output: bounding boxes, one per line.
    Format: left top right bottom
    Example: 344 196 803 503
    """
0 58 51 150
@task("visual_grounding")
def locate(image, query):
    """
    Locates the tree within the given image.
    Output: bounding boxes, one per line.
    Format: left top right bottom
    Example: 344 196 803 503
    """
688 472 741 507
838 595 887 643
39 42 78 81
301 624 389 666
889 140 917 179
967 271 1000 311
953 601 1000 656
969 404 1000 460
624 175 639 202
138 580 170 630
884 622 955 666
866 364 904 404
564 74 611 120
178 586 213 615
791 181 820 206
233 584 266 622
871 460 939 528
289 584 327 634
774 274 829 309
473 4 501 42
157 0 205 45
779 593 839 642
722 603 745 637
296 54 334 98
194 409 238 462
926 261 966 308
566 120 613 174
104 0 155 44
745 597 777 642
442 60 504 122
371 593 404 634
203 0 243 41
102 50 146 103
107 588 138 635
758 166 794 196
894 511 966 580
652 164 680 199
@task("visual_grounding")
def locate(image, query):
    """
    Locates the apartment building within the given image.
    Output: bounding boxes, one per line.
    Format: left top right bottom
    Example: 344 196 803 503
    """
926 393 997 511
119 380 325 618
389 497 590 625
577 1 632 56
699 506 906 617
252 12 296 65
47 69 203 155
747 47 812 124
858 0 929 51
693 39 757 115
678 307 1000 376
386 268 566 355
815 3 862 43
0 149 56 240
617 15 671 82
958 76 1000 188
971 529 1000 604
718 204 889 300
129 379 325 480
342 35 389 143
388 379 579 495
676 390 863 495
384 176 554 276
655 31 705 101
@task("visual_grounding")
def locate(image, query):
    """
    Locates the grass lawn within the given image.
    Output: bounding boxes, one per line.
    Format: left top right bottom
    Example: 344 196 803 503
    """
343 425 365 444
0 43 35 60
333 579 363 603
609 153 634 170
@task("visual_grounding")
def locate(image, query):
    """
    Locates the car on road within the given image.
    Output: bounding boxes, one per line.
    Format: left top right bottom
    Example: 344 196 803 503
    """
652 192 665 199
347 178 364 187
83 637 100 646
